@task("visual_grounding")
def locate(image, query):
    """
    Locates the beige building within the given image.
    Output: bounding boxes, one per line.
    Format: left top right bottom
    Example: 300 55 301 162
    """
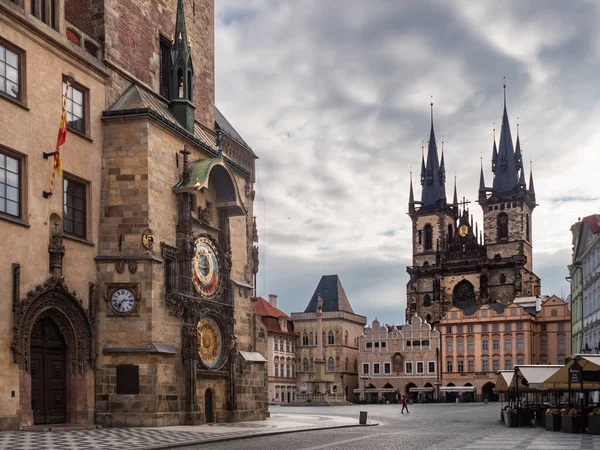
292 275 366 401
357 315 440 403
440 296 571 402
253 295 298 404
0 0 266 430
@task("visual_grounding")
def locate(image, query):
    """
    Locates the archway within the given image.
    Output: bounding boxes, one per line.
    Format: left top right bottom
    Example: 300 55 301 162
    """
445 382 457 403
405 382 417 403
452 280 476 309
463 383 474 403
205 389 214 423
31 316 67 424
482 382 499 402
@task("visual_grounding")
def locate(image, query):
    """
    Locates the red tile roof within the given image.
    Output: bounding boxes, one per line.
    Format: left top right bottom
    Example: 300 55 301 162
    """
253 297 291 320
583 214 600 234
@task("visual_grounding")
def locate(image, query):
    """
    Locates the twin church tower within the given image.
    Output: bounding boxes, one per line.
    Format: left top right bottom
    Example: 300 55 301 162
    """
406 88 541 326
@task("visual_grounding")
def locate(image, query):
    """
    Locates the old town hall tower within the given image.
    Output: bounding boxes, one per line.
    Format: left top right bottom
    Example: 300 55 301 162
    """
406 90 541 326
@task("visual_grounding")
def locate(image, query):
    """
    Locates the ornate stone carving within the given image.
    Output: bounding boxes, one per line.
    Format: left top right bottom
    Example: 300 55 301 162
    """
128 261 138 273
12 263 20 312
11 277 95 373
252 246 259 274
142 232 155 251
252 216 258 243
116 261 125 274
48 222 65 280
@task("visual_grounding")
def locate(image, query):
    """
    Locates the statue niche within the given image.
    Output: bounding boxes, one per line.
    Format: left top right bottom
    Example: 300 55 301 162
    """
392 353 403 373
452 280 476 309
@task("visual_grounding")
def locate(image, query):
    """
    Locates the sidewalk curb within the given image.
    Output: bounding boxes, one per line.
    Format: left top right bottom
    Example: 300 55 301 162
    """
141 422 379 450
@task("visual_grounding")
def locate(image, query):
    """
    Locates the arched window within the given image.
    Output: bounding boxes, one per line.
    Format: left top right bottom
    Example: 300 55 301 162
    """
426 313 432 323
500 273 507 284
497 213 508 240
344 331 348 345
424 294 432 307
335 330 340 344
424 224 433 250
336 357 340 370
302 358 309 372
328 357 335 372
309 332 314 346
302 333 308 346
274 338 278 351
452 280 476 309
187 70 193 101
274 363 279 377
328 332 334 345
448 224 453 242
354 359 358 372
525 213 530 241
345 357 348 371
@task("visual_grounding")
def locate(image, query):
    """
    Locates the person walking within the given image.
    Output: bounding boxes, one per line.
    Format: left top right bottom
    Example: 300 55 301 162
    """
401 394 409 414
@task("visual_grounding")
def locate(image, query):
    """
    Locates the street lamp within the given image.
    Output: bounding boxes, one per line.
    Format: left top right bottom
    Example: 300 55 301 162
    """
359 375 371 405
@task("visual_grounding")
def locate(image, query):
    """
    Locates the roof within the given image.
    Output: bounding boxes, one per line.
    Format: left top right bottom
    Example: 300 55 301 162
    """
239 351 267 362
215 107 256 157
253 297 291 320
304 275 354 314
106 84 218 151
583 214 600 234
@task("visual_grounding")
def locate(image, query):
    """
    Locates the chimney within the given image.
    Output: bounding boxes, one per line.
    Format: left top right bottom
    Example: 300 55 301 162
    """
268 294 278 309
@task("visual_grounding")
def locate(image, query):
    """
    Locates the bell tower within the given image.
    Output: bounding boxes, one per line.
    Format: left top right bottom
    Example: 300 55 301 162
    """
168 0 195 133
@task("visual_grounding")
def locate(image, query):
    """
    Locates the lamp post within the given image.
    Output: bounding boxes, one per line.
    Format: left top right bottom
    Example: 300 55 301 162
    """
359 375 371 405
583 343 592 354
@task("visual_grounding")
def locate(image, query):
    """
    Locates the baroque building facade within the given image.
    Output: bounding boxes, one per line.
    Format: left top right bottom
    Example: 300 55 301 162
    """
292 275 366 401
253 295 298 404
0 0 266 430
570 215 600 353
357 315 440 403
406 92 541 327
439 296 570 402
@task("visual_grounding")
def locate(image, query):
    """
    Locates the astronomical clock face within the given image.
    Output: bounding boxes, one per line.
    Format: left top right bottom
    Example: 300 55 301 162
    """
458 224 469 237
191 236 222 298
197 318 223 368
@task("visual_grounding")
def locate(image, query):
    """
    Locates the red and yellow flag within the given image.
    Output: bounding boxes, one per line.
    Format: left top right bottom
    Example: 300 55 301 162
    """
54 79 70 176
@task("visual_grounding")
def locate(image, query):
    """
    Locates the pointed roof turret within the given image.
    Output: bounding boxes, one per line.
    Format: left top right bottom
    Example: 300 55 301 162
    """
420 102 447 208
173 0 191 65
408 171 415 213
492 84 520 192
491 133 498 173
528 163 536 197
452 175 458 206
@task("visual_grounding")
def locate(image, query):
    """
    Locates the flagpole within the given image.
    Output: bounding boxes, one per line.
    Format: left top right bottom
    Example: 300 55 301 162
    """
43 73 74 199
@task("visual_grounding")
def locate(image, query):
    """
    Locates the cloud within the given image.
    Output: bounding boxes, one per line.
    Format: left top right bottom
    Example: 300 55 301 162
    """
215 0 600 322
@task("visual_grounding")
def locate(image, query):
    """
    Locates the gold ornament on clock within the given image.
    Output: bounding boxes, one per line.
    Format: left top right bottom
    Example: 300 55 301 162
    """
197 318 223 368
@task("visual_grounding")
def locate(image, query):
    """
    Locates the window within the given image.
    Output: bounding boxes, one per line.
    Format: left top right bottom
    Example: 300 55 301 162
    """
541 324 547 332
63 80 86 134
457 360 464 372
286 340 290 352
467 340 474 352
302 358 308 372
492 339 499 350
423 294 431 307
481 324 488 332
405 362 413 374
516 322 523 331
292 364 295 377
505 323 512 331
558 323 565 332
551 309 558 317
467 325 474 333
328 332 334 345
362 363 369 375
274 364 279 377
517 358 524 366
468 360 474 372
510 308 517 316
0 151 21 217
446 360 453 372
500 273 507 284
505 360 512 370
0 40 21 100
416 362 424 374
384 362 391 374
302 334 308 346
482 339 489 351
424 224 433 250
558 339 565 351
482 360 489 372
328 357 334 372
493 359 500 372
354 359 358 372
63 176 86 238
446 326 452 334
159 36 171 99
457 325 463 333
525 213 530 241
504 339 512 351
423 361 434 374
373 362 380 374
446 341 453 353
457 340 464 353
481 311 488 317
274 339 278 351
497 213 508 240
492 324 499 332
516 338 524 350
541 339 547 350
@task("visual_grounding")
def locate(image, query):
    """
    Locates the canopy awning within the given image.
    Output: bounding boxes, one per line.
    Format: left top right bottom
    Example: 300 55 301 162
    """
544 355 600 391
495 370 514 393
409 387 434 392
353 388 397 394
440 386 475 393
517 365 562 391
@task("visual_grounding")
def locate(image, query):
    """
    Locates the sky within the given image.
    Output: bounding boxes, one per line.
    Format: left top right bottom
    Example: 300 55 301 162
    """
214 0 600 325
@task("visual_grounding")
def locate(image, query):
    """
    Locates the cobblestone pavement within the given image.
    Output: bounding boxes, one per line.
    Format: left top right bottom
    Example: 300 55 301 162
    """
0 413 361 450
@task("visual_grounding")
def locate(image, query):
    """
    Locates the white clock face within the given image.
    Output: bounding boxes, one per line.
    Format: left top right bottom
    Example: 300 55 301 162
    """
110 288 136 314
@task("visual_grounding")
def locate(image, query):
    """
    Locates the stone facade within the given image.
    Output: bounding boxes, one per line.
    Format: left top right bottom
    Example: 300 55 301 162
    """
0 0 266 430
357 316 440 403
292 275 366 401
439 296 571 402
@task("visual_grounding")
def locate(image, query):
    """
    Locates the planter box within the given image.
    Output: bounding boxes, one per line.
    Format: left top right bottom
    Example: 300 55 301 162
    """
561 415 583 433
506 413 519 428
589 416 600 435
546 414 561 432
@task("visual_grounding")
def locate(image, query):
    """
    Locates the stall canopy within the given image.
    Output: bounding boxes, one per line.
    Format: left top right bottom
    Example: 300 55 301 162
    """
517 365 562 391
409 387 434 392
494 370 515 393
440 386 475 393
544 355 600 391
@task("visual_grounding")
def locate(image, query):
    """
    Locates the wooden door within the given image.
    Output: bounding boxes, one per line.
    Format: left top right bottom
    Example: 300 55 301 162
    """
205 389 213 423
31 317 67 425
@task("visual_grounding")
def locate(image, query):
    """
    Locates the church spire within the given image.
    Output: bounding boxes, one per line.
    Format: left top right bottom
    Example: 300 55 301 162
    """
492 83 520 192
453 175 458 206
528 162 536 198
420 102 446 208
478 158 487 202
169 0 195 132
408 171 415 214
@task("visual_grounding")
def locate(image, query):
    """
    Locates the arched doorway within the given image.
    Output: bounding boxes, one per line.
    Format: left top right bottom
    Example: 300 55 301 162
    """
463 383 474 403
445 382 457 403
405 382 417 403
482 382 499 402
452 280 476 309
31 316 67 424
205 389 214 423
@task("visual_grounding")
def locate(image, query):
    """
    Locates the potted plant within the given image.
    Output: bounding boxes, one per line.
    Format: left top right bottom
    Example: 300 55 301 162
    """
562 408 583 433
505 406 519 428
588 408 600 435
546 408 562 431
